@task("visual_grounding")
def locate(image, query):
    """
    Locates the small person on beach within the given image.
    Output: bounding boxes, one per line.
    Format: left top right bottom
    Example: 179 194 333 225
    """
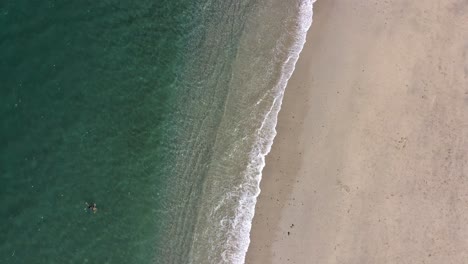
86 202 97 213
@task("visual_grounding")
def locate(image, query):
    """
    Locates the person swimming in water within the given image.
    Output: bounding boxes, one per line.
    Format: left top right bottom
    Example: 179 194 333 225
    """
86 202 97 213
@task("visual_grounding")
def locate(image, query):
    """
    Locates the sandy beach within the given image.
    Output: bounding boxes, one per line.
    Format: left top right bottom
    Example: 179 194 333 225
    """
246 0 468 263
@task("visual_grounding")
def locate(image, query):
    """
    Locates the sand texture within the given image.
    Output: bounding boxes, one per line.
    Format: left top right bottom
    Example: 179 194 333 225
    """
246 0 468 263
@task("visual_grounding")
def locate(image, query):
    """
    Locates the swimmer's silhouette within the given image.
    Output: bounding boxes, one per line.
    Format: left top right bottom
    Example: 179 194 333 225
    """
85 202 97 213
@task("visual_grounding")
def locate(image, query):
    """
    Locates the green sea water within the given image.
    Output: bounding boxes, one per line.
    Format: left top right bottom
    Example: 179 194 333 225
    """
0 1 198 263
0 0 314 263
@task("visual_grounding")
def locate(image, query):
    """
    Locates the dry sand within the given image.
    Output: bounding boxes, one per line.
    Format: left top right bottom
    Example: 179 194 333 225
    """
246 0 468 263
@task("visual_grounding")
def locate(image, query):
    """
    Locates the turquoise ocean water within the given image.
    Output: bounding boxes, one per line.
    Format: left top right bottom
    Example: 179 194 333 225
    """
0 0 314 263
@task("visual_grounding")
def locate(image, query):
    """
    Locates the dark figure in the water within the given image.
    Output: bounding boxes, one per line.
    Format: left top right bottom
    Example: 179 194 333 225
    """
86 202 97 213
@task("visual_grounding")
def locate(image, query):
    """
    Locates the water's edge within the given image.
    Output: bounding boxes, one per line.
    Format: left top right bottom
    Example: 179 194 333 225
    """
240 1 316 263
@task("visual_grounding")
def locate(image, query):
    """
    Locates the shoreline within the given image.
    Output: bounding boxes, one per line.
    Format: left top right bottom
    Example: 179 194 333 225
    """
171 1 316 262
246 0 468 263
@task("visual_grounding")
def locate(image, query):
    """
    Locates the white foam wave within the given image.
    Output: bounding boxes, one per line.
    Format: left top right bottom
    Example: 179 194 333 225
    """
219 1 317 263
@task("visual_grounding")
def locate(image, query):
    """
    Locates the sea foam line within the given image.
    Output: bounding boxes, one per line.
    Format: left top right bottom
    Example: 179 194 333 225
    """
219 1 317 263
